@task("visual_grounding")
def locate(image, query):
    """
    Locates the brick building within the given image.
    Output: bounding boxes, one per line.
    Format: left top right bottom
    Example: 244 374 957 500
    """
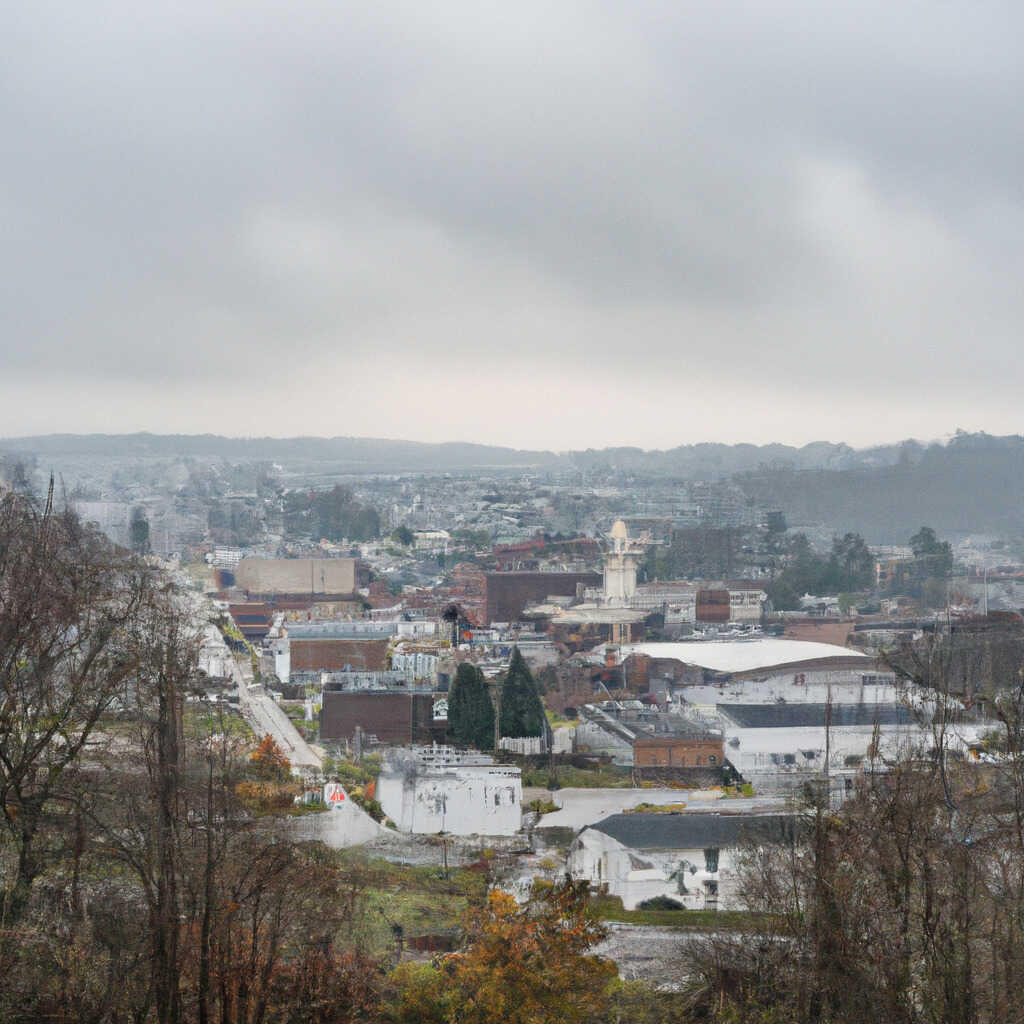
634 735 725 768
290 637 390 673
319 691 444 744
484 571 601 624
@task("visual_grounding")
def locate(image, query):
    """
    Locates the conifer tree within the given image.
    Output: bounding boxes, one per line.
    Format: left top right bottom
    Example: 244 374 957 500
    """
448 662 495 750
499 647 545 738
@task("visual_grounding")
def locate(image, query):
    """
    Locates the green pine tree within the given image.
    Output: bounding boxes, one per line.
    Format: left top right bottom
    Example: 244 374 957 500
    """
499 647 545 739
448 663 495 750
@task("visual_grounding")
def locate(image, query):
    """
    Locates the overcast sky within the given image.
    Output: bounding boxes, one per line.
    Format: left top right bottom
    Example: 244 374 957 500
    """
2 1 1021 450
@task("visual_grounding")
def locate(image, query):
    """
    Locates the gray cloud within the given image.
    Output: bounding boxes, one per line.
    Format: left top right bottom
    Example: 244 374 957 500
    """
1 0 1022 446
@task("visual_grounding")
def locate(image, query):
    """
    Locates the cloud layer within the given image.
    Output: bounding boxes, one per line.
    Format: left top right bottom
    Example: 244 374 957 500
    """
2 1 1022 448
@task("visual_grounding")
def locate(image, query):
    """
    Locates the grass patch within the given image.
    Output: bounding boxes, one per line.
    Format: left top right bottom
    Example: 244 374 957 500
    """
328 853 489 955
722 783 756 798
184 707 255 743
525 797 561 815
545 708 576 729
522 763 633 789
362 889 466 953
624 802 688 814
590 894 762 931
282 702 319 742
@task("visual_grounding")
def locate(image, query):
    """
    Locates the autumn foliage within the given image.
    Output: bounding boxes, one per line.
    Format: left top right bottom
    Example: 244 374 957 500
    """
386 879 616 1024
250 733 291 780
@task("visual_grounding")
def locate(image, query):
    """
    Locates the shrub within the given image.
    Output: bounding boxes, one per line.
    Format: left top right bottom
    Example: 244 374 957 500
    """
526 798 560 815
637 895 684 911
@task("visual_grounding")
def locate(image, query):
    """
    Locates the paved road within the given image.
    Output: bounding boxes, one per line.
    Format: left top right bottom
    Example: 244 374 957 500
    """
525 787 720 829
230 656 321 774
525 788 790 830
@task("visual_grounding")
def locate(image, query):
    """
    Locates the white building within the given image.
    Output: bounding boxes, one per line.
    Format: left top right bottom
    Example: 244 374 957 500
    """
263 634 291 683
377 746 522 836
198 624 234 681
728 586 767 622
568 812 795 910
390 648 440 681
603 519 646 605
619 638 873 691
413 530 451 552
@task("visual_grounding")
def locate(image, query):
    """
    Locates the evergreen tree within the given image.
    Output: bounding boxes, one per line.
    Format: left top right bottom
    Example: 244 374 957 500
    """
499 648 545 739
448 663 495 750
130 506 151 555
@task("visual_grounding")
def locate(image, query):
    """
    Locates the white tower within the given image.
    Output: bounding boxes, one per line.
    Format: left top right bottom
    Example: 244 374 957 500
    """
603 520 645 606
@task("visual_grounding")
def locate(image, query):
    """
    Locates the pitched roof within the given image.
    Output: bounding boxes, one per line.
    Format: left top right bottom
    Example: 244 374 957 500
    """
719 703 914 728
587 812 797 850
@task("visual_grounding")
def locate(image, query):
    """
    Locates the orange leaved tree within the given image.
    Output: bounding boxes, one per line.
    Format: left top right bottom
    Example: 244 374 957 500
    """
249 734 291 781
387 879 615 1024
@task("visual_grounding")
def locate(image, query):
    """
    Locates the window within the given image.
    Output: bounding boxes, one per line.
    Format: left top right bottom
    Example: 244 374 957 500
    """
494 792 500 806
704 847 720 873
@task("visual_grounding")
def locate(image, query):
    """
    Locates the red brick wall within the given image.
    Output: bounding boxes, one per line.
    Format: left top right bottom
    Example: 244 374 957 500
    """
484 572 601 623
634 737 725 767
320 692 442 744
290 638 390 672
696 589 730 623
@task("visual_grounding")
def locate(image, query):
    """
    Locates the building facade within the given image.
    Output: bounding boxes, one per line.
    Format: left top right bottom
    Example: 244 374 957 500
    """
377 747 522 836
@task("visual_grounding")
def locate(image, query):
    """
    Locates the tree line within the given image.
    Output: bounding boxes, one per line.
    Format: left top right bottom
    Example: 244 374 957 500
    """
283 484 381 543
765 525 954 611
447 648 546 750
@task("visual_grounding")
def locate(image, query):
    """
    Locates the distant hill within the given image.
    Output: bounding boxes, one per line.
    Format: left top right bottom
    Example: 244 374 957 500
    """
565 439 916 476
0 433 566 472
0 431 930 476
736 432 1024 542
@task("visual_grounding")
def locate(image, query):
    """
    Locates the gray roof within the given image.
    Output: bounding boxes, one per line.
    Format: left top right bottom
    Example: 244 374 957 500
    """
587 812 797 850
719 703 914 729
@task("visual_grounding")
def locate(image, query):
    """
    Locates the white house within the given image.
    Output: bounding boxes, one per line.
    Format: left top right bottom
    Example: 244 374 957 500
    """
567 812 795 911
377 746 522 837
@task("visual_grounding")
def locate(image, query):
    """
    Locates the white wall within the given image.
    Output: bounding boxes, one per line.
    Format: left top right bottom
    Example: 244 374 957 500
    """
377 764 522 836
724 720 991 774
567 829 741 911
266 636 291 683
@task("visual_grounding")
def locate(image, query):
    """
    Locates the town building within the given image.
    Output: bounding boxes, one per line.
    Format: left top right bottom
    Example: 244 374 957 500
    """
574 700 728 783
377 746 522 836
484 570 602 623
235 556 362 600
319 691 443 745
616 638 873 691
567 812 795 910
633 735 725 770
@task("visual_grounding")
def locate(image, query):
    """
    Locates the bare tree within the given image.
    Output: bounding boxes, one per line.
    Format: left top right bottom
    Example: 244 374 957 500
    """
0 488 151 920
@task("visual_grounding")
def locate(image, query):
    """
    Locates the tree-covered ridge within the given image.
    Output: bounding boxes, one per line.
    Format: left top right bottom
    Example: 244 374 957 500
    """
737 431 1024 541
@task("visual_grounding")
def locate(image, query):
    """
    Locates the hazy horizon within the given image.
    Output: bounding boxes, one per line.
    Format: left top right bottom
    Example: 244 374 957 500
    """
0 425 990 455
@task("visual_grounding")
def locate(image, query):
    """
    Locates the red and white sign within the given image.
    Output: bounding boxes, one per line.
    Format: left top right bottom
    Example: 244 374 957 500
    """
324 783 347 806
